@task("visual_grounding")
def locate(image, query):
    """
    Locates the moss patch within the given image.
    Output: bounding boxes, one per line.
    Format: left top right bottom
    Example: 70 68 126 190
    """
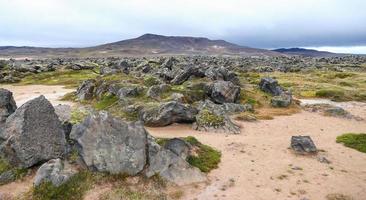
30 171 93 200
336 133 366 153
94 94 119 110
70 109 89 124
19 70 98 88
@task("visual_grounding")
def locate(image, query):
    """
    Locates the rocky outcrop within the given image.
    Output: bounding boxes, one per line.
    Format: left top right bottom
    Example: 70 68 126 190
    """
76 79 96 100
259 77 284 96
207 81 240 104
34 158 77 187
291 136 317 154
140 101 198 127
0 89 17 124
205 66 240 85
145 136 206 186
0 96 67 168
70 111 147 175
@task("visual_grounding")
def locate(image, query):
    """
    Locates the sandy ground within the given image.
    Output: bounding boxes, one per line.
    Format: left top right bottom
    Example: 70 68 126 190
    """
0 84 74 106
148 108 366 200
0 85 365 200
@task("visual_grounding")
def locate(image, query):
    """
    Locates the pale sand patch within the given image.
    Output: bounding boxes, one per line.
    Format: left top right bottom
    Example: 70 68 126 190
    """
147 109 366 200
0 175 34 199
0 84 74 107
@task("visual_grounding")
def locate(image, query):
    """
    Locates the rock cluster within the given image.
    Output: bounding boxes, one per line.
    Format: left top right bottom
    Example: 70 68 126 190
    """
259 77 292 107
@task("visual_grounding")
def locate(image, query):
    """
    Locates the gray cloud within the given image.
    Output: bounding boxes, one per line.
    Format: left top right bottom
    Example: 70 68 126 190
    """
0 0 365 52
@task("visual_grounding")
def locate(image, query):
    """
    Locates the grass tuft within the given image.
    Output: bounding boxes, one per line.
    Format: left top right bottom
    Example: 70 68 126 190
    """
336 133 366 153
94 94 119 110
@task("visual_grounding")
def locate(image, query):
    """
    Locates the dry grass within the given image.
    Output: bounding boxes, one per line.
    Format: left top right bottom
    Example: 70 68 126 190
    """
254 104 301 120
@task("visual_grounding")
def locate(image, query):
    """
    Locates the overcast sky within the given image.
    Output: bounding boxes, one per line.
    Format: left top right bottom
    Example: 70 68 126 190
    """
0 0 365 53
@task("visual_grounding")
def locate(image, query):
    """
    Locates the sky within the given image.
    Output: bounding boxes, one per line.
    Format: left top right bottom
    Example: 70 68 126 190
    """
0 0 365 53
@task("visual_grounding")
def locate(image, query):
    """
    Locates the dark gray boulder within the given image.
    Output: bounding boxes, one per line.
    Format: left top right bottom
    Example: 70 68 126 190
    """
0 89 17 124
271 93 292 107
70 111 147 175
207 81 240 104
259 77 284 96
76 79 96 100
145 136 206 186
171 66 196 85
291 136 317 154
164 138 190 159
34 158 76 187
0 96 67 168
140 101 198 127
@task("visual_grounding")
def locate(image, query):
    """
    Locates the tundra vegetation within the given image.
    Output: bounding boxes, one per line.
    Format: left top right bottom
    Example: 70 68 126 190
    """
0 55 365 199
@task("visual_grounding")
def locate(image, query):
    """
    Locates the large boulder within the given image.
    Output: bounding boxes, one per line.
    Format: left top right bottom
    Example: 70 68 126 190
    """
76 79 96 101
207 81 240 104
34 158 76 187
70 112 147 175
259 77 284 96
0 89 17 124
0 96 66 168
145 136 206 186
291 136 317 154
140 101 198 127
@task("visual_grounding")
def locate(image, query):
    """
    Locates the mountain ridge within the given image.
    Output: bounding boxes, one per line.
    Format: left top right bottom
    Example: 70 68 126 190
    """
0 34 282 58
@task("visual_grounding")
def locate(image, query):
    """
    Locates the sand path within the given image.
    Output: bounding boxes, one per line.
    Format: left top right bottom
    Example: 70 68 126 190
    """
0 84 74 106
148 109 366 200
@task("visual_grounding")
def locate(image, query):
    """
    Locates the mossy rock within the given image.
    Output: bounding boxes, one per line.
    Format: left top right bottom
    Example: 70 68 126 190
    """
196 109 225 128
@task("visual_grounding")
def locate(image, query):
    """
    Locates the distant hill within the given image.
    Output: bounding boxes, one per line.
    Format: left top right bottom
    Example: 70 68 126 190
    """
0 34 282 58
273 47 344 57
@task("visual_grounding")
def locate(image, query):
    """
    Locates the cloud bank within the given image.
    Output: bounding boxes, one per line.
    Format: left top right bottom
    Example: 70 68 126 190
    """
0 0 365 53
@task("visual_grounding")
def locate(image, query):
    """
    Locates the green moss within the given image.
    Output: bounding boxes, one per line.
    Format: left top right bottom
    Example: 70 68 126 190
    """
187 142 221 173
70 109 89 124
143 76 160 87
0 158 11 174
94 94 119 110
336 133 366 153
60 92 77 101
19 70 98 87
196 109 225 128
31 171 93 200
